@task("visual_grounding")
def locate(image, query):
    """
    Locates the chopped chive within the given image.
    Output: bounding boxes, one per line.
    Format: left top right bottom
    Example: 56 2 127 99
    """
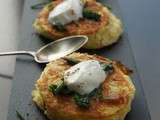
53 23 67 32
73 87 103 108
48 80 72 95
48 57 113 108
49 83 64 95
73 94 90 108
83 9 101 21
100 63 113 72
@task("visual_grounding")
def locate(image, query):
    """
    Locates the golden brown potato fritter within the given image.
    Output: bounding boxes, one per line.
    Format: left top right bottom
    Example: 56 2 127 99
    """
33 0 123 49
32 53 135 120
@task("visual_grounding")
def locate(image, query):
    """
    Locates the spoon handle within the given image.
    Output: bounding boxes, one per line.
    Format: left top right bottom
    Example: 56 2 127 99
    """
0 51 35 57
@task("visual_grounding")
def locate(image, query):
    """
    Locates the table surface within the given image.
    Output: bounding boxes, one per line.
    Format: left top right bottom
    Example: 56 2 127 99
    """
0 0 24 120
0 0 159 120
119 0 160 119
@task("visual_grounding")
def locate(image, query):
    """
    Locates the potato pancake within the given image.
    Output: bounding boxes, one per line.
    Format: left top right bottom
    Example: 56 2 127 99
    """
33 0 123 49
32 52 135 120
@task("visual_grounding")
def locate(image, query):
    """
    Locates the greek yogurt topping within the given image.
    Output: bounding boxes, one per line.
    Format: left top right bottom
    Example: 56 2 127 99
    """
64 60 106 95
48 0 83 25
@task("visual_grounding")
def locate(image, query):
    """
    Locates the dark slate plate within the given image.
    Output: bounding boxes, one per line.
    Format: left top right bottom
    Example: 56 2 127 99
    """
7 0 151 120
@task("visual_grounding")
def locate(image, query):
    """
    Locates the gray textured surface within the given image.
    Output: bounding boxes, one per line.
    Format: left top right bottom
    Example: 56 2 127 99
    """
0 78 12 120
7 0 150 120
0 0 24 77
119 0 160 119
0 0 24 120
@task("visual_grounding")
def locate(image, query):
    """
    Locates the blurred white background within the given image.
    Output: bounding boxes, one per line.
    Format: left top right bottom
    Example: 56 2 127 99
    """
0 0 24 119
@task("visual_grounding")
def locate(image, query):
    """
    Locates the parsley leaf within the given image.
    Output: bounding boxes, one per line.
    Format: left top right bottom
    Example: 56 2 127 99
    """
49 81 72 95
73 94 90 108
83 9 101 21
54 23 67 32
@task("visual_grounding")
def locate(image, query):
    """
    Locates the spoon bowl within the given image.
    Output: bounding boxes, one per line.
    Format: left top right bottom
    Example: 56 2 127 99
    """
35 35 88 63
0 35 88 63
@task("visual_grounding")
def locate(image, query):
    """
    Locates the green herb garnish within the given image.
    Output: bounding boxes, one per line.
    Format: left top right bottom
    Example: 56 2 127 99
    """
16 110 25 120
49 81 65 95
49 84 60 95
49 81 90 108
31 2 50 9
90 87 103 99
100 63 113 72
74 94 90 108
48 58 112 108
54 23 67 32
83 9 101 21
73 87 103 108
31 0 52 10
49 80 104 108
64 57 113 72
49 80 72 95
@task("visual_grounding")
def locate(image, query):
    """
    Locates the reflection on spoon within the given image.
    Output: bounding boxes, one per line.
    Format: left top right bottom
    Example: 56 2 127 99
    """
0 35 88 63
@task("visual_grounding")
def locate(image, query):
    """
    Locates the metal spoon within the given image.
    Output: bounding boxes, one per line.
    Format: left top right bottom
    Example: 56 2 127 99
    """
0 35 88 63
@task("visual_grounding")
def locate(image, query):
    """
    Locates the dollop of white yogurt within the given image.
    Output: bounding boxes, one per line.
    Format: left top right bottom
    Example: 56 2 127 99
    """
48 0 83 25
64 60 106 95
